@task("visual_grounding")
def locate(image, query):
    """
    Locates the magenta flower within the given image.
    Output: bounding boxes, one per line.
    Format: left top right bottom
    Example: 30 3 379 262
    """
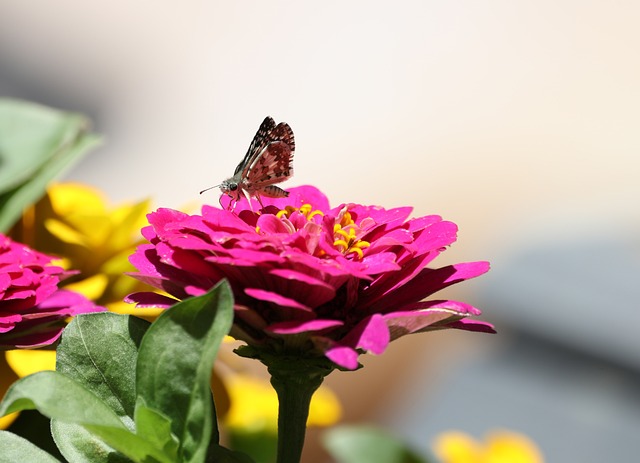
0 234 104 349
127 186 493 370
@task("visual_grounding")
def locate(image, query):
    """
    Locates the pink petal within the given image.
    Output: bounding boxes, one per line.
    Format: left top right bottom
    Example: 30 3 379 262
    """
361 252 401 274
268 269 337 307
397 299 483 316
367 261 491 312
383 309 466 341
344 313 390 355
244 288 313 314
266 319 343 335
324 345 360 370
125 292 178 308
445 319 496 333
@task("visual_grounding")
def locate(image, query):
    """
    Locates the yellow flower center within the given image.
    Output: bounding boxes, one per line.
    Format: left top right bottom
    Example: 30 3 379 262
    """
332 211 370 260
271 205 370 260
275 204 324 221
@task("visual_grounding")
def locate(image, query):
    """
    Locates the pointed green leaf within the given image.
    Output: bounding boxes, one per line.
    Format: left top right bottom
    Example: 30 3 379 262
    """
323 425 428 463
80 425 175 463
55 312 149 421
0 371 126 428
0 430 61 463
136 281 234 463
0 371 176 463
0 98 101 232
52 312 150 462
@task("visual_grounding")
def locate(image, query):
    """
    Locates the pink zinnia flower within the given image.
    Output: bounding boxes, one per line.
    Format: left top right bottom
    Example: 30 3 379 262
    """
0 234 104 349
127 186 493 370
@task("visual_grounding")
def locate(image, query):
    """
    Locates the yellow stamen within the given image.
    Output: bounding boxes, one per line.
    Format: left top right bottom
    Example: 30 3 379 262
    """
334 229 351 241
333 239 349 251
348 247 364 260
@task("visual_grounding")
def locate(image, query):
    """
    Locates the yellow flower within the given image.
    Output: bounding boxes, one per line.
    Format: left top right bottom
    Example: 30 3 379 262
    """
433 430 545 463
10 182 158 316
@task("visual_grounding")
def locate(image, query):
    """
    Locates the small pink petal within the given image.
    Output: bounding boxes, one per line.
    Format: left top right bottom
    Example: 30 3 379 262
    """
383 309 465 341
324 345 360 370
125 292 178 308
266 319 343 335
397 299 483 316
340 314 389 355
244 288 313 313
446 319 496 333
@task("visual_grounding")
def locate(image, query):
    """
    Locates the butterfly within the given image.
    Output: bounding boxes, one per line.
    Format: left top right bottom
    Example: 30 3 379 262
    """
201 116 295 209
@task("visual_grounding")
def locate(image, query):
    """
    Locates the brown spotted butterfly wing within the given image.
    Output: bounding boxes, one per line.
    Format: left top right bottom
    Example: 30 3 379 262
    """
217 116 295 208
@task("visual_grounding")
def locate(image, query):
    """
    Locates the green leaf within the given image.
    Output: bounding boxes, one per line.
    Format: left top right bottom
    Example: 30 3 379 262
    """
0 371 126 429
0 430 61 463
136 281 234 463
51 312 150 462
81 424 175 463
322 425 427 463
50 422 130 463
0 98 101 232
134 400 179 460
56 312 150 421
0 371 176 463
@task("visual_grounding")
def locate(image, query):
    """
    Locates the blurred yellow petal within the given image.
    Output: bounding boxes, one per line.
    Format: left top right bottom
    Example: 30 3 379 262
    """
48 183 106 216
6 350 56 377
64 215 112 245
433 431 484 463
101 249 139 275
224 373 341 433
433 430 545 463
44 218 89 247
64 274 109 301
0 354 20 429
10 182 155 308
486 430 545 463
108 200 152 249
225 373 279 432
307 383 342 426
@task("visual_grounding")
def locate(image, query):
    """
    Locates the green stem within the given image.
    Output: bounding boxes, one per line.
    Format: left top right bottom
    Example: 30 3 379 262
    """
267 361 332 463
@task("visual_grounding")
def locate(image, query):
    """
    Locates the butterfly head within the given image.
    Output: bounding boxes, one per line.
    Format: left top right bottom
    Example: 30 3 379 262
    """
219 177 242 200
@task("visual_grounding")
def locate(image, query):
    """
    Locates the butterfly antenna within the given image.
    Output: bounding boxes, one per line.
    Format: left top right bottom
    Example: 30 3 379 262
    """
199 184 220 195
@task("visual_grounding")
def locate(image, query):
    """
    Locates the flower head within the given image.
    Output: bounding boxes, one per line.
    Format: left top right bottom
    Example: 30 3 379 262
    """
0 234 103 349
127 186 493 370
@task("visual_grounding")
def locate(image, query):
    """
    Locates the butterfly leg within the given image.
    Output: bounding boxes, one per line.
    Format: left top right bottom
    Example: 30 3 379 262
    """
219 195 237 211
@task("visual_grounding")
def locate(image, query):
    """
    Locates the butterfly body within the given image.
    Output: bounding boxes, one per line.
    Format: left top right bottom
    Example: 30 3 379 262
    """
214 116 295 208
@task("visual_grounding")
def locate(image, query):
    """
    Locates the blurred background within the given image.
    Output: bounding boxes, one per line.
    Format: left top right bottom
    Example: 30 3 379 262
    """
1 1 639 461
